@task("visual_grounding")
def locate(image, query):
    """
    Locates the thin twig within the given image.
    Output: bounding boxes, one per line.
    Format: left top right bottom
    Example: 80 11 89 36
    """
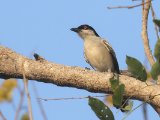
122 102 146 120
141 0 155 66
14 85 25 120
32 82 48 120
22 63 33 120
150 4 159 40
142 0 145 10
107 0 152 9
132 0 142 1
141 59 149 120
142 103 148 120
38 95 108 101
0 111 6 120
122 93 158 120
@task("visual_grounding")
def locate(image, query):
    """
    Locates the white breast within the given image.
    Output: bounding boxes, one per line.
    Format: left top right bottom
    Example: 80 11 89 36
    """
84 36 114 72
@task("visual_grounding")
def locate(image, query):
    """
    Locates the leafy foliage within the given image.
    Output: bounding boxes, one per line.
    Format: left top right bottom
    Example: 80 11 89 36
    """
21 113 29 120
110 78 119 91
0 79 17 102
121 101 133 112
150 61 160 80
110 77 129 111
89 97 114 120
126 56 147 81
153 19 160 31
154 39 160 61
112 84 124 108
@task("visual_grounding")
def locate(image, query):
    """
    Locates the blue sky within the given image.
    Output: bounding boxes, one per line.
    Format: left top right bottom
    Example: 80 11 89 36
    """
0 0 160 120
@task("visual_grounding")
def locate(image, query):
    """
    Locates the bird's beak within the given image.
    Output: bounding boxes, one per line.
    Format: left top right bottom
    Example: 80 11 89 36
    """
70 28 80 33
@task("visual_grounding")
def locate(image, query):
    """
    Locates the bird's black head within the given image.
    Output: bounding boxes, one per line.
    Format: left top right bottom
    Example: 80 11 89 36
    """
70 24 99 38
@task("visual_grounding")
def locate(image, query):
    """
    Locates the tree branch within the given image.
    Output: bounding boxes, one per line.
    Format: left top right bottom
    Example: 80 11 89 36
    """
0 45 160 115
32 82 48 120
38 95 107 101
141 0 155 66
14 86 25 120
107 0 152 9
0 111 6 120
22 72 33 120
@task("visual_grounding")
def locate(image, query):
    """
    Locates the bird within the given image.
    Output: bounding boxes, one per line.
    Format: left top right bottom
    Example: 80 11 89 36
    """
70 24 120 74
71 24 129 112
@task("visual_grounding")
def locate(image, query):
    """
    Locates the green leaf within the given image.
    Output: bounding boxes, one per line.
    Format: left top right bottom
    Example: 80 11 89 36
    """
150 61 160 80
21 113 29 120
153 19 160 27
154 39 160 61
126 56 147 81
110 78 119 91
113 84 125 108
89 97 114 120
121 101 133 111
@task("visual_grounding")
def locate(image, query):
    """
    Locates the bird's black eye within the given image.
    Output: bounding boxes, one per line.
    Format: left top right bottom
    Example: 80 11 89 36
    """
83 26 88 30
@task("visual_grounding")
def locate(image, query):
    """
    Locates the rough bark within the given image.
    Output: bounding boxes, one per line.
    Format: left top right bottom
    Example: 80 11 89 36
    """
0 45 160 114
